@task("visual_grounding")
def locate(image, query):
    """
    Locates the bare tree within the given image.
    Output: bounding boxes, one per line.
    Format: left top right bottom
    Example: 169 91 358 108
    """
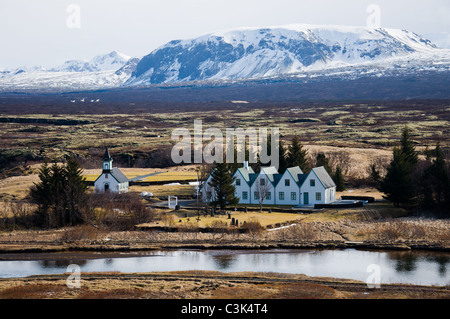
197 163 213 210
255 176 271 212
328 151 351 175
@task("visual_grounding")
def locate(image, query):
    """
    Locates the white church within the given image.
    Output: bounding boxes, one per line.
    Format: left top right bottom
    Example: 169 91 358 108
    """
202 162 336 207
94 147 129 194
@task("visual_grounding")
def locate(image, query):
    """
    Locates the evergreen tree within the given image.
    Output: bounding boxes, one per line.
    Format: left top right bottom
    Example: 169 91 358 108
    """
261 133 288 172
278 139 289 173
420 143 450 212
287 135 309 172
64 156 89 225
369 164 382 189
315 152 332 175
209 162 239 210
380 148 415 207
333 166 346 191
400 126 418 168
31 157 89 228
31 162 52 227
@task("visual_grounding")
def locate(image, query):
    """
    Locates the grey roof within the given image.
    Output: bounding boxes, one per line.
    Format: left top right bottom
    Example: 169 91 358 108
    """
235 167 255 182
286 166 304 183
111 167 129 183
311 166 336 189
259 167 279 183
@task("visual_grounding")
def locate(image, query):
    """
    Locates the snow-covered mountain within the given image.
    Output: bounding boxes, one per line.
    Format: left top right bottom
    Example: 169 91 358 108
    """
50 51 131 72
425 32 450 49
0 25 449 92
125 24 449 86
0 51 137 91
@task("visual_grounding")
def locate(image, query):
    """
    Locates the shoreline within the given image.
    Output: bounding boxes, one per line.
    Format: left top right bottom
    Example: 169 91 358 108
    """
0 239 449 260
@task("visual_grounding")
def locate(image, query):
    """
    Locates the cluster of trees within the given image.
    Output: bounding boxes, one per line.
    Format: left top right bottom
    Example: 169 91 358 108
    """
30 157 89 228
377 126 450 215
282 136 347 192
29 157 153 229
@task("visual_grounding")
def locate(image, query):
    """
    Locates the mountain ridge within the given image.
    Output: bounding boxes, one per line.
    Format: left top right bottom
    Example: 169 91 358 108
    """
0 24 449 93
125 24 446 86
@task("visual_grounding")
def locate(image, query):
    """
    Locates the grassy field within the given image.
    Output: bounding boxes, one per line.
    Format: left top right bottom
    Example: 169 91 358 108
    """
1 101 448 181
82 166 199 182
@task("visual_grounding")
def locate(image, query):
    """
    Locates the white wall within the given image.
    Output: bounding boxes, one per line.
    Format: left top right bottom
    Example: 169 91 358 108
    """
300 170 328 206
233 170 252 205
250 173 275 206
94 174 128 194
275 171 300 206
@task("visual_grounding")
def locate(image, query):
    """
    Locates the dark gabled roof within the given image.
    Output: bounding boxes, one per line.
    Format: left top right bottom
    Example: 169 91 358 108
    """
311 166 336 189
103 147 112 161
249 173 258 186
272 173 282 186
297 174 308 187
111 167 129 183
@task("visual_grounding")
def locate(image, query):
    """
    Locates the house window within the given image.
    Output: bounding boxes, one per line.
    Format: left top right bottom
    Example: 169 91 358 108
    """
316 192 322 201
267 192 271 200
254 192 259 200
285 179 290 186
260 178 265 186
105 173 108 179
291 192 296 201
310 179 315 187
236 179 241 186
242 191 248 200
279 192 285 200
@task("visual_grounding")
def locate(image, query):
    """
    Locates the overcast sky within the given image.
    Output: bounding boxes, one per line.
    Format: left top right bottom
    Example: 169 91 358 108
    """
0 0 449 68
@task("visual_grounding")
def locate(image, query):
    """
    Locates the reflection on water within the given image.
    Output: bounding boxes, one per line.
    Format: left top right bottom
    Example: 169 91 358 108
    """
386 251 449 276
212 255 235 269
40 259 88 268
1 249 449 286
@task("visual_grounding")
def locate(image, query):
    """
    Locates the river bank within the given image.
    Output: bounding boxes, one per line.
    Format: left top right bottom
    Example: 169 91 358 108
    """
0 238 449 260
0 270 449 299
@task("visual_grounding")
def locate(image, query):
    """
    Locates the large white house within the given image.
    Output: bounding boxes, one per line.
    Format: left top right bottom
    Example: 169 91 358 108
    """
94 148 129 194
202 162 336 207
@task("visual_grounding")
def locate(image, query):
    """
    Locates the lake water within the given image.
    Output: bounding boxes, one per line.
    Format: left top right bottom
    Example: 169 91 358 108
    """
0 249 449 286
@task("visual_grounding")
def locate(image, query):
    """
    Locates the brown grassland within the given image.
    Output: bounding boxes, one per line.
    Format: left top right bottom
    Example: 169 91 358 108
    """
0 100 449 299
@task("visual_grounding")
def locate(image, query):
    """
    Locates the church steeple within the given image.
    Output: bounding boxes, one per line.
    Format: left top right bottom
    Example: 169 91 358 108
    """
102 147 113 173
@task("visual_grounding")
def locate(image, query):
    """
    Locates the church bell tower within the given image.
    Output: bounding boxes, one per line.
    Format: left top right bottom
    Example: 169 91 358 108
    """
102 147 113 173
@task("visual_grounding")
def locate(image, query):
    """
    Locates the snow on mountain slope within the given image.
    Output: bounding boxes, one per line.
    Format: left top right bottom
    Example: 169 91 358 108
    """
50 51 131 72
126 24 448 86
0 51 136 91
425 32 450 49
0 25 449 92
